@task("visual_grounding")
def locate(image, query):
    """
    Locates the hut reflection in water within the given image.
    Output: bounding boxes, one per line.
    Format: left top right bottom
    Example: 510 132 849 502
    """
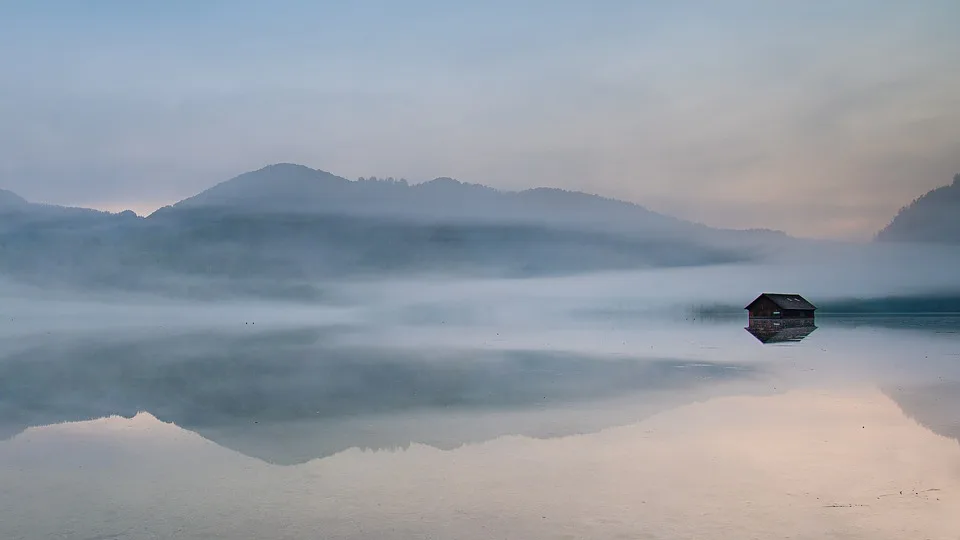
745 319 817 344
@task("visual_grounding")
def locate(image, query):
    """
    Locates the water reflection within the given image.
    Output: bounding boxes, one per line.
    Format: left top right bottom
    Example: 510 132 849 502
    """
2 389 958 539
0 327 762 463
745 319 817 344
1 317 959 539
885 382 960 445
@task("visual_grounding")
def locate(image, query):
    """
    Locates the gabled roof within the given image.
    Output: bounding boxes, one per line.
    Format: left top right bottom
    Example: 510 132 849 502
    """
745 293 817 311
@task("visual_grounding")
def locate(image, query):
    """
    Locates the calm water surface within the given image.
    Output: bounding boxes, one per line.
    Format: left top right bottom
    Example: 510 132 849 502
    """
1 313 959 539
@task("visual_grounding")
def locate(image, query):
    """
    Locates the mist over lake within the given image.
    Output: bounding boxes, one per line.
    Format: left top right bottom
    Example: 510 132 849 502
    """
2 276 960 538
4 0 960 535
3 163 960 537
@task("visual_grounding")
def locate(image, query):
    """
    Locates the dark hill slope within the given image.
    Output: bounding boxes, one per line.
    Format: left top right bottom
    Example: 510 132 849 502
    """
0 189 29 209
170 163 701 238
0 165 777 298
877 174 960 244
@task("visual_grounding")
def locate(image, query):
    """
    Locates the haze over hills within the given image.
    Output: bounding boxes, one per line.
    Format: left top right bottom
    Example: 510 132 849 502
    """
0 164 795 298
0 187 135 237
0 189 28 209
876 174 960 244
0 187 125 218
169 163 705 238
3 163 957 302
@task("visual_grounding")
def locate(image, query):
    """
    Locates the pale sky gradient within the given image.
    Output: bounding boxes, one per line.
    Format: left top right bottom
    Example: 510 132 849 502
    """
1 1 958 239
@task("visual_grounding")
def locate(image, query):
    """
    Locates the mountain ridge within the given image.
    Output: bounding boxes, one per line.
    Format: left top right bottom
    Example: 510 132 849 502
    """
0 188 132 219
877 174 960 244
168 163 693 233
0 188 29 208
0 163 795 298
4 163 787 239
161 163 791 245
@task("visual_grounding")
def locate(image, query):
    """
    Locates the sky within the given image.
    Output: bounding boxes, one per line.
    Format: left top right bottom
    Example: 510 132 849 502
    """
1 1 958 239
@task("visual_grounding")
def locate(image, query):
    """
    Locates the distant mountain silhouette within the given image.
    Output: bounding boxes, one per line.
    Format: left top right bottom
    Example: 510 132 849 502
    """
169 163 700 238
877 174 960 243
0 164 790 298
0 189 126 221
0 188 28 209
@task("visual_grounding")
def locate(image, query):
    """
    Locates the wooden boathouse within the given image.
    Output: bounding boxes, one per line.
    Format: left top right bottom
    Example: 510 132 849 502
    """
745 293 816 321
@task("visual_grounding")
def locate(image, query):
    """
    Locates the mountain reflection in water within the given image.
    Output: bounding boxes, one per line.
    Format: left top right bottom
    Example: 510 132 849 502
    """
2 388 959 540
0 327 765 463
1 316 959 539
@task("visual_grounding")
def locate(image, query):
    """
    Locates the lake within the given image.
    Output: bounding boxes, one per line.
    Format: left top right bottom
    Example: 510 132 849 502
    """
1 298 959 539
